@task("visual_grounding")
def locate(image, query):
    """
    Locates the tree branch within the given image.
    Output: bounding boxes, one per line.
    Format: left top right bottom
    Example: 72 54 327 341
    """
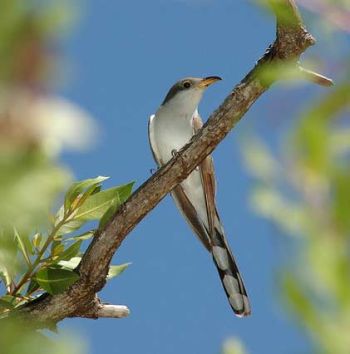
12 0 331 328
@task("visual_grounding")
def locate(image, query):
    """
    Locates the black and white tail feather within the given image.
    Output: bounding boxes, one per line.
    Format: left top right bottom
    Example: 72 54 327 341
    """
210 221 250 317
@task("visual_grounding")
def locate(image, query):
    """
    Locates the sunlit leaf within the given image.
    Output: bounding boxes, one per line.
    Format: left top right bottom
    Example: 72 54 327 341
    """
0 295 18 310
56 219 85 236
0 269 12 290
51 243 64 258
58 257 81 270
73 182 134 221
64 176 109 212
32 233 43 249
14 229 32 266
64 230 94 242
107 263 130 280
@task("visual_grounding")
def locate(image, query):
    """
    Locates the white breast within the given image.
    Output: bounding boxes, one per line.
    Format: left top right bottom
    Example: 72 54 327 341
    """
148 108 209 228
149 106 194 165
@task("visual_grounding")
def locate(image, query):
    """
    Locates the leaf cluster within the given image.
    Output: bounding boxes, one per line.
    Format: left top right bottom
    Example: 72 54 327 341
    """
0 176 133 315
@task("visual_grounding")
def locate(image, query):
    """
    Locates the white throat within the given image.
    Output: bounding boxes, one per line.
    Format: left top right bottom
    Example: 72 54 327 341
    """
157 88 203 120
150 101 203 166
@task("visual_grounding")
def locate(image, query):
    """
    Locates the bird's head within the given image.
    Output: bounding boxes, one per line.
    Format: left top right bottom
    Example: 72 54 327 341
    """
160 76 222 117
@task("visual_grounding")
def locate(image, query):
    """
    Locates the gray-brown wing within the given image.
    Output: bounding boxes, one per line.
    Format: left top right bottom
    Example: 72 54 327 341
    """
171 185 211 251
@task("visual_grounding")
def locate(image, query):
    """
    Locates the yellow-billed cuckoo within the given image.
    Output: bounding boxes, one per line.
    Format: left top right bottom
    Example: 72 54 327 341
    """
148 76 250 317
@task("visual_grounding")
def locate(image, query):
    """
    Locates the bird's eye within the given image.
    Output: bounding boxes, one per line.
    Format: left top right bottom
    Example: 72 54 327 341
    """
183 81 191 89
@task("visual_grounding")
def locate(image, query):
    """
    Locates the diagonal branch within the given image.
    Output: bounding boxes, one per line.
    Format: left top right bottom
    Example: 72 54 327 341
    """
12 0 331 328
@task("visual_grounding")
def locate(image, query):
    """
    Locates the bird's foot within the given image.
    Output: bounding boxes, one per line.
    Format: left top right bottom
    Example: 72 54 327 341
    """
171 149 190 176
171 149 178 158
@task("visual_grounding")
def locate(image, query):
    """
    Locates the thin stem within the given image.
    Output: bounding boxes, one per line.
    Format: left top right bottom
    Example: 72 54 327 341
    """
11 215 71 296
11 189 97 296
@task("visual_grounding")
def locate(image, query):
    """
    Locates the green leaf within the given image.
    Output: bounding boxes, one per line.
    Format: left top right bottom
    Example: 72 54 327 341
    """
54 205 65 225
58 257 82 270
56 240 82 262
32 233 43 249
35 267 79 295
0 295 19 310
0 268 12 289
99 202 119 229
56 219 85 236
14 228 32 266
115 182 134 203
51 243 64 257
73 188 119 221
26 279 40 295
73 182 134 221
107 263 130 280
64 176 109 212
64 230 94 242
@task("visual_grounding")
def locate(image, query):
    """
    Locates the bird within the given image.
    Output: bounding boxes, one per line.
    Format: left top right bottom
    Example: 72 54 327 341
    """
148 76 250 317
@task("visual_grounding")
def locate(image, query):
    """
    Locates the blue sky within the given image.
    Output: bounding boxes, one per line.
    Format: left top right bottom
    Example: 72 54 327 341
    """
57 1 328 353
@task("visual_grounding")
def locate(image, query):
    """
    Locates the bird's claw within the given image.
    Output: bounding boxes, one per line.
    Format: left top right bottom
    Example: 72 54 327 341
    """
171 149 178 158
171 148 189 175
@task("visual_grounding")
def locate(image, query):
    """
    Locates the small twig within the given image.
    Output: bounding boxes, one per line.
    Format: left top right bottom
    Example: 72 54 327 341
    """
11 209 75 296
299 66 333 87
95 304 130 318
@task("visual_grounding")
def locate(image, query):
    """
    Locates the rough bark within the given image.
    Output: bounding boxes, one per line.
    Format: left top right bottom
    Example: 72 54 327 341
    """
10 0 331 328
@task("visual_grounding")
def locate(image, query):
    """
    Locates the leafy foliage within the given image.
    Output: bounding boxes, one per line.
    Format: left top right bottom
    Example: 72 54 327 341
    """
243 78 350 352
0 2 105 353
1 318 84 354
0 176 133 310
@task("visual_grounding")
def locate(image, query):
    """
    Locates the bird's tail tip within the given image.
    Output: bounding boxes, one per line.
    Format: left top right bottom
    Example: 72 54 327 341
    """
231 294 251 318
211 228 251 318
222 272 251 317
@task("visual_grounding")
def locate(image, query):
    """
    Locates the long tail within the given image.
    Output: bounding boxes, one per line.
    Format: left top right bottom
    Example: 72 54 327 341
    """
210 225 251 317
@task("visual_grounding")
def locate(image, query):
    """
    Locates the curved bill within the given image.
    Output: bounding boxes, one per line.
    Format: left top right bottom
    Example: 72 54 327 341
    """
197 76 222 88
